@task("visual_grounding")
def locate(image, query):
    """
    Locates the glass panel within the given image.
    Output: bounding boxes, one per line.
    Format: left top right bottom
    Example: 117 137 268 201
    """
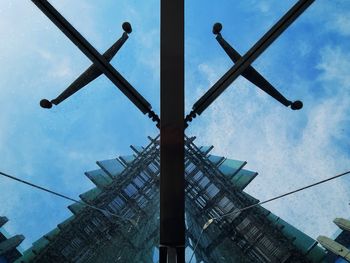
133 176 145 188
218 159 246 177
124 183 138 197
193 170 203 181
232 169 258 190
186 161 196 174
97 159 125 178
205 183 219 198
198 176 209 188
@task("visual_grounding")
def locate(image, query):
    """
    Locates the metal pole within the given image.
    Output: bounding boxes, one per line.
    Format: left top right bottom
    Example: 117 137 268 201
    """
160 0 185 261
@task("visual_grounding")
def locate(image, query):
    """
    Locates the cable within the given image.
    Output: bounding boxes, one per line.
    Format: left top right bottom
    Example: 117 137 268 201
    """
0 171 136 224
188 228 203 263
2 169 350 261
216 170 350 221
189 170 350 260
188 219 213 263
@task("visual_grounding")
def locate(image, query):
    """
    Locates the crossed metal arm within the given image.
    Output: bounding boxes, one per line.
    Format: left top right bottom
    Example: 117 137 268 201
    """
33 0 313 131
185 0 314 127
40 22 131 108
213 22 303 110
32 0 160 126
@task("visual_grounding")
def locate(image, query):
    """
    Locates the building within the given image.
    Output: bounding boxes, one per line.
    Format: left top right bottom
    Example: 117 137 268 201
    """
15 136 327 262
0 216 24 263
318 218 350 262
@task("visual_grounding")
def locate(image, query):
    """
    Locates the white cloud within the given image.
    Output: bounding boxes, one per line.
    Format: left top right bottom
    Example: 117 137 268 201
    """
51 0 101 46
335 14 350 35
307 1 350 37
198 63 222 87
135 28 160 77
36 49 75 79
256 1 271 14
328 11 350 37
190 43 350 240
317 46 350 87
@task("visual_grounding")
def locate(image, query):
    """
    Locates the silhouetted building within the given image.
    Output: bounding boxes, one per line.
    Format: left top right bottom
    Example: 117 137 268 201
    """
0 216 24 263
16 136 327 262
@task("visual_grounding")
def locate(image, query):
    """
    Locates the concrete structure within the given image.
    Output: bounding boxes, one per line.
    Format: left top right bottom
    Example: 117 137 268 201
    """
318 218 350 263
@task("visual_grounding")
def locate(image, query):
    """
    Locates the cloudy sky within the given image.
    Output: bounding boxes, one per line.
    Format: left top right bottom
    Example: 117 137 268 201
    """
0 0 349 256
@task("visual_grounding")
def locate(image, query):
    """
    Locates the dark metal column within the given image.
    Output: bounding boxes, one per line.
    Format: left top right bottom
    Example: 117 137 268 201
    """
160 0 185 262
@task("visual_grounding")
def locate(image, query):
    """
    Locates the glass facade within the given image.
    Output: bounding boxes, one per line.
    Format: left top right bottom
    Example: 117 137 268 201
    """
14 136 327 262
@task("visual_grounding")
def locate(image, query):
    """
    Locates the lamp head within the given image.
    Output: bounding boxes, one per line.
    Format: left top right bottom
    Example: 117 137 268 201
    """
40 99 52 109
122 22 132 34
213 23 223 35
291 100 303 110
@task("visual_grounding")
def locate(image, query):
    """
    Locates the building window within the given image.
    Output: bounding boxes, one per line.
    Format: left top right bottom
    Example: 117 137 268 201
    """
237 218 250 232
61 245 73 258
136 195 148 208
123 208 135 219
91 216 106 231
193 171 203 182
205 183 219 198
257 236 281 259
124 183 138 197
208 208 221 219
185 161 196 174
139 171 150 182
217 197 235 213
190 187 199 197
110 196 125 210
199 176 210 188
133 176 145 188
71 238 82 249
244 225 260 242
84 225 94 235
148 162 158 174
195 196 207 208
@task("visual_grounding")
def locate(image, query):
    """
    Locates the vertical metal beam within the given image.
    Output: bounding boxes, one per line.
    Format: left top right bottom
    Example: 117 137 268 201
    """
160 0 185 262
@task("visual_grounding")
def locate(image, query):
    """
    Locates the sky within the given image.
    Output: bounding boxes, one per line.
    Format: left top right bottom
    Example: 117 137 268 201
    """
0 0 349 257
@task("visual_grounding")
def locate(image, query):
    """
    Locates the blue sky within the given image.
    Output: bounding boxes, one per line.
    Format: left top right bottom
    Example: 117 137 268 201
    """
0 0 349 254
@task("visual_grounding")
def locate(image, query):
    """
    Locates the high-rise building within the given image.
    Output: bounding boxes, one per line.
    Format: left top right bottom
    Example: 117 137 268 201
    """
15 136 327 262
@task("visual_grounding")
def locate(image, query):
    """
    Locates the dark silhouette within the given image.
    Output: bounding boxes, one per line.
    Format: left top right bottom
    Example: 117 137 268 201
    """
40 22 132 109
185 0 313 129
213 22 303 111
